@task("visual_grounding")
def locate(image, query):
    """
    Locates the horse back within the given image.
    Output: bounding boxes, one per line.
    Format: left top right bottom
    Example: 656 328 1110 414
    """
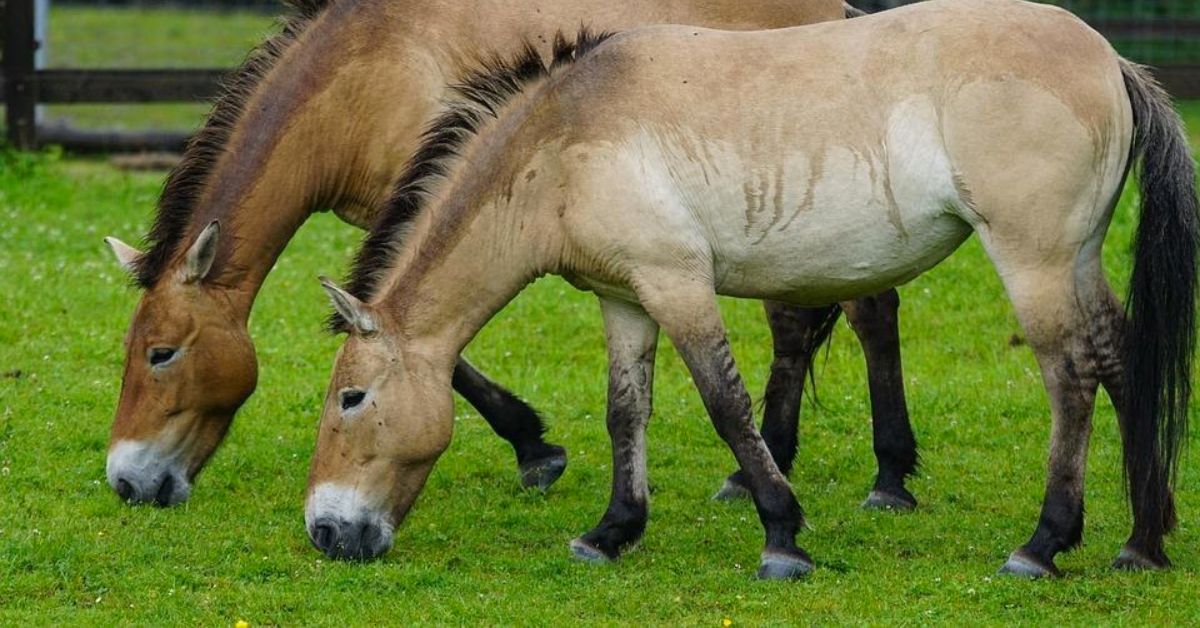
540 0 1132 303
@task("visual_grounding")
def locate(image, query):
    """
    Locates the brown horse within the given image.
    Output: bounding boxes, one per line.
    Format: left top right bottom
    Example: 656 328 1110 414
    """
307 0 1196 579
104 0 920 510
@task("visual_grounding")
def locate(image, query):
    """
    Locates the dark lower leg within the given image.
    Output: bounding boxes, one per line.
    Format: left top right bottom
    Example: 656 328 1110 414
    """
721 302 836 495
1018 480 1086 571
637 276 810 577
451 358 566 486
843 289 919 506
761 302 842 477
575 299 657 560
1004 348 1097 576
576 401 652 558
680 334 806 559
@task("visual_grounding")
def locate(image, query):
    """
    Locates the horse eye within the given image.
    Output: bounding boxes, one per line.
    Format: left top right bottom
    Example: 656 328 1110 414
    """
340 389 367 411
148 347 178 367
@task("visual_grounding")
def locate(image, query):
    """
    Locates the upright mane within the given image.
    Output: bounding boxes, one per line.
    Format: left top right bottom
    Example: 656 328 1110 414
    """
331 28 614 331
132 0 333 289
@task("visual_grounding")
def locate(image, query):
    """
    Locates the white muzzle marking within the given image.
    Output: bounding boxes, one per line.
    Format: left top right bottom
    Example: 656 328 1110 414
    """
106 439 191 503
305 483 395 536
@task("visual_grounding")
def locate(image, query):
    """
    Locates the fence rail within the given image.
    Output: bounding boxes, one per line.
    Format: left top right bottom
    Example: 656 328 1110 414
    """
4 0 1200 151
28 69 228 103
1093 19 1200 39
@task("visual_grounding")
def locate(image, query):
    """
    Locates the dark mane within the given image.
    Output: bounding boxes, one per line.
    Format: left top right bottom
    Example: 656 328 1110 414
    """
331 28 614 332
132 0 332 288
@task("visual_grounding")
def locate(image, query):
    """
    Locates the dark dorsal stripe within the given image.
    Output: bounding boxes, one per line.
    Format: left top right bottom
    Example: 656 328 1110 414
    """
132 0 332 289
331 28 614 332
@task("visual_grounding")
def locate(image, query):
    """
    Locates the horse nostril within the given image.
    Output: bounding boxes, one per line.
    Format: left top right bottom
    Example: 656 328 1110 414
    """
341 522 370 560
116 478 135 501
153 474 176 507
360 523 383 557
312 520 338 555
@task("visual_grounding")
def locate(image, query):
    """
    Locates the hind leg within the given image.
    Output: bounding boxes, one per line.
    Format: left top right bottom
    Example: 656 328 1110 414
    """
716 292 919 511
981 258 1102 578
638 276 812 579
1088 289 1174 570
843 290 920 510
714 301 836 501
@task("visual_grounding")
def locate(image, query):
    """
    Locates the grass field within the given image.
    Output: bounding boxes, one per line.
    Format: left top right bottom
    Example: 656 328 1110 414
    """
3 4 1200 625
2 109 1200 625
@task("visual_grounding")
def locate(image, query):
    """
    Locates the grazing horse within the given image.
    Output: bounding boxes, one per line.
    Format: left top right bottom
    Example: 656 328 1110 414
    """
306 0 1196 579
105 0 927 507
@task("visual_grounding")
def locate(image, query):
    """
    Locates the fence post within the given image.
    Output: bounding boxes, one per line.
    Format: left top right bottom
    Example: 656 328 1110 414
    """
3 0 39 149
34 0 49 125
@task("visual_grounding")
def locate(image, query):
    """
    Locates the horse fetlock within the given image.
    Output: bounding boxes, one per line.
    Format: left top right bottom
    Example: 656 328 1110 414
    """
576 506 648 559
1113 542 1171 572
756 548 815 580
861 487 916 512
517 446 568 491
998 548 1062 579
569 536 618 564
867 470 917 509
712 472 752 501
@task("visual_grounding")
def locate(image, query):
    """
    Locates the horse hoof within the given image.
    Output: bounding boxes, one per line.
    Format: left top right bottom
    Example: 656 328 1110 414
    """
998 549 1061 578
1112 546 1170 572
861 489 916 512
756 550 815 580
519 451 568 491
712 477 751 501
569 537 613 564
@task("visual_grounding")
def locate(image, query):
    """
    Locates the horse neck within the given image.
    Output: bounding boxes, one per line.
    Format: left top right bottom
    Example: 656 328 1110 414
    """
381 165 564 363
187 6 448 306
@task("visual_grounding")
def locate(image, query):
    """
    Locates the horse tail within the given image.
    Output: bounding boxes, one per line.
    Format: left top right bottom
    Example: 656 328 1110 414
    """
1119 58 1198 542
801 303 843 406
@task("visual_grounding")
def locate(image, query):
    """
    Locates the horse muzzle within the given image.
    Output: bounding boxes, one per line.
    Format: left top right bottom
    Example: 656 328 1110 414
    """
305 483 395 561
308 516 392 561
106 440 193 507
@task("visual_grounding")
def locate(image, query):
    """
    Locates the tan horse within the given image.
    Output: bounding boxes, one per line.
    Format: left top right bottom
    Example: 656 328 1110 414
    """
103 0 920 507
308 0 1196 579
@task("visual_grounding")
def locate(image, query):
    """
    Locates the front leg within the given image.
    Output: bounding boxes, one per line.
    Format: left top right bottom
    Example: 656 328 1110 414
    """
571 297 658 562
639 277 812 579
451 358 567 490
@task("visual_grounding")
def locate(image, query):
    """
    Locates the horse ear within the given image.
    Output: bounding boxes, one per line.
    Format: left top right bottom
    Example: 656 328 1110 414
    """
182 220 220 283
104 237 144 274
319 276 377 335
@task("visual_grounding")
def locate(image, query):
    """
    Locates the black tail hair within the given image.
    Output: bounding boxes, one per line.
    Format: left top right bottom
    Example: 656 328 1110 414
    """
803 304 844 408
844 2 869 18
1120 59 1198 546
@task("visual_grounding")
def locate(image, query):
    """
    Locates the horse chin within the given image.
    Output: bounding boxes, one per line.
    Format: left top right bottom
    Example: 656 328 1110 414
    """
106 440 194 507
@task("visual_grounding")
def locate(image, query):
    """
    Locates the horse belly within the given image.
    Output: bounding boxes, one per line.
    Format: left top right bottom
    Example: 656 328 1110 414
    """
713 205 972 306
697 100 974 305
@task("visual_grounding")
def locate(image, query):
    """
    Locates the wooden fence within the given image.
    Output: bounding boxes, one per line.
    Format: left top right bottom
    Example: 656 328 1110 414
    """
2 0 227 150
3 0 1200 151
